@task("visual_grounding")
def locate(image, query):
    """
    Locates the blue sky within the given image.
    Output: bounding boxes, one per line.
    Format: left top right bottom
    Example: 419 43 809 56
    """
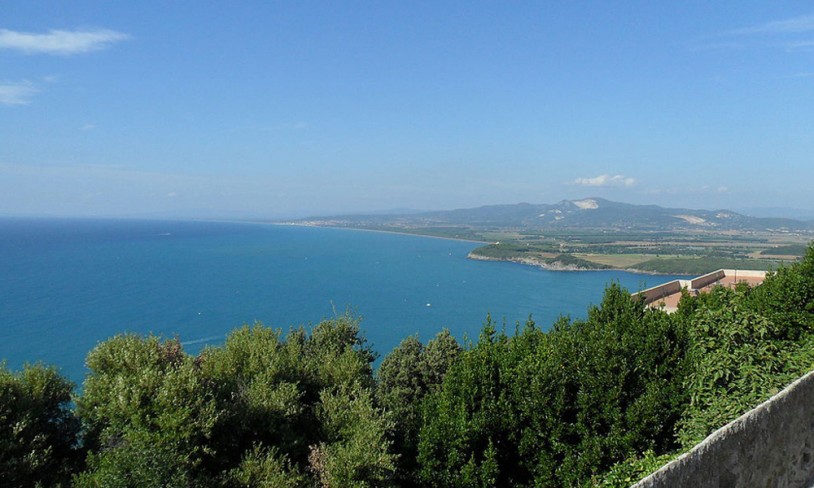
1 2 813 218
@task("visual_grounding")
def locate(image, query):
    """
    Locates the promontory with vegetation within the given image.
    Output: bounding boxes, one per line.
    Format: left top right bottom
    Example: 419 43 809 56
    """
4 245 814 486
284 198 814 274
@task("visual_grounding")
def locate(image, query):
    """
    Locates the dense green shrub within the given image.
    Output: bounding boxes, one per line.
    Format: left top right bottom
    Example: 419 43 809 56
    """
0 363 82 487
416 285 690 487
748 244 814 338
417 317 531 487
595 450 677 487
73 314 394 487
376 330 461 485
76 335 220 486
676 293 794 447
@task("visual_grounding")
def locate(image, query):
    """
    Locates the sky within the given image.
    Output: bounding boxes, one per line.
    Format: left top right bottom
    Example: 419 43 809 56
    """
2 1 813 219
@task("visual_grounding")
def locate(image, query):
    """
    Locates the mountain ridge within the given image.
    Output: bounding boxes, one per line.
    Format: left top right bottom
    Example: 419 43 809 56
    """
293 197 813 233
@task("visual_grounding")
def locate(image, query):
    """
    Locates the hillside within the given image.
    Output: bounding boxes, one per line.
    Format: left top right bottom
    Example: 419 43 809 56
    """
283 198 814 274
293 198 814 233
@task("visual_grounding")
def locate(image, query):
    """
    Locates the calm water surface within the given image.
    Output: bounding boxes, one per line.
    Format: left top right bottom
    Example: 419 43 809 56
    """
0 218 686 383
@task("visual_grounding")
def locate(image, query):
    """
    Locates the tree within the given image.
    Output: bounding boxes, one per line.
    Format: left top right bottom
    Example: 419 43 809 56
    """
309 383 396 487
75 335 219 485
419 329 462 393
376 335 425 485
418 317 530 487
748 244 814 339
0 363 81 487
226 445 306 488
417 287 689 487
197 324 309 471
195 314 390 486
377 330 462 485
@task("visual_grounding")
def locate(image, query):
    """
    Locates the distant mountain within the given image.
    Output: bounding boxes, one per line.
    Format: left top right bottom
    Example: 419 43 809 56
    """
733 207 814 221
296 198 814 233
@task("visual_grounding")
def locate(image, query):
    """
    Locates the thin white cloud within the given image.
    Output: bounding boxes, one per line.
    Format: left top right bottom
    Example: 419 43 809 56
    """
644 185 733 196
692 13 814 52
260 122 309 132
729 13 814 35
687 41 745 52
782 40 814 52
230 122 310 133
0 28 130 55
0 81 38 105
574 174 636 188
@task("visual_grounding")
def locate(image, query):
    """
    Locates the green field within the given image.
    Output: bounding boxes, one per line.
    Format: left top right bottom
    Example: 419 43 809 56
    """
575 253 659 269
464 231 809 274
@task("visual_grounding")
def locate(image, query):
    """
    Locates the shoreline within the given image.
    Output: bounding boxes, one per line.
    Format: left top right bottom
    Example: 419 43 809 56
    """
466 251 685 276
212 219 690 276
271 221 490 245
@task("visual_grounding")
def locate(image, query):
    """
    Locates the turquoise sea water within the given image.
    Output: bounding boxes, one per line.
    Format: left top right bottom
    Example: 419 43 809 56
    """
0 218 686 383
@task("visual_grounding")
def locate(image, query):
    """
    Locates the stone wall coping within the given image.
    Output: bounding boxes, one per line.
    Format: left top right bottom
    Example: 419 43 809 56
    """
632 368 814 488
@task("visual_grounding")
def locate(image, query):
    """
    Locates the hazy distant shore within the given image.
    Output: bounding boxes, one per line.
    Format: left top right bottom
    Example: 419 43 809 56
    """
272 221 677 275
272 221 489 245
233 219 778 277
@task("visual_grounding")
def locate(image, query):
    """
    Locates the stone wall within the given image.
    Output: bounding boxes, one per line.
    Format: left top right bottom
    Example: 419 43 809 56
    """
689 269 727 290
636 280 683 304
632 370 814 488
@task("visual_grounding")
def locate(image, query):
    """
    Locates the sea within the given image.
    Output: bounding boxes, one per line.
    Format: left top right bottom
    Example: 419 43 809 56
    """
0 218 686 384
